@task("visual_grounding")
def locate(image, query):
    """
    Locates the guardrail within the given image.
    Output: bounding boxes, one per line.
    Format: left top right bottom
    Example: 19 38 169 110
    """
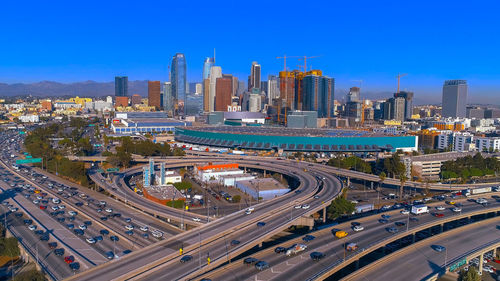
307 207 500 281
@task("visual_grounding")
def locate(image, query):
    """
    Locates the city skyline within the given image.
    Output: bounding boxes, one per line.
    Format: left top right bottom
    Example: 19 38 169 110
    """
1 1 499 104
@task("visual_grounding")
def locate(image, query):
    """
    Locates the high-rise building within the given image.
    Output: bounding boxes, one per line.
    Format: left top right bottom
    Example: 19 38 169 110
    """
237 81 245 96
394 91 414 120
115 76 128 97
231 76 239 97
301 73 335 118
347 87 360 103
484 108 500 119
185 92 203 115
215 77 233 111
162 82 173 114
279 71 296 111
171 53 187 115
195 83 202 94
442 80 468 118
115 96 129 107
148 81 161 110
203 79 210 112
208 66 222 112
385 97 405 121
267 75 280 105
345 101 362 120
202 57 215 80
249 94 262 112
249 61 261 90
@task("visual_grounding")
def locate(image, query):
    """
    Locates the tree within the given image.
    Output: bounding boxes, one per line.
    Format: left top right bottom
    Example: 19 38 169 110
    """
459 266 480 281
13 269 47 281
327 190 355 219
232 195 241 203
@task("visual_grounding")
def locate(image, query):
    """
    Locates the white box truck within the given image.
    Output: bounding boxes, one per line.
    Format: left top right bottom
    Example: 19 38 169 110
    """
411 204 428 215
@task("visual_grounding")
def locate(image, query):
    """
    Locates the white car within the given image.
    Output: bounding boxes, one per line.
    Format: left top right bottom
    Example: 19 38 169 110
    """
58 205 65 209
400 210 410 215
68 211 77 216
28 225 37 231
79 225 87 230
152 231 163 238
105 208 113 213
192 217 201 222
452 207 462 212
51 206 59 211
86 238 96 244
245 209 252 215
302 204 310 209
140 226 149 232
294 205 302 209
436 206 445 211
353 225 364 232
247 207 255 212
125 225 134 230
32 200 39 204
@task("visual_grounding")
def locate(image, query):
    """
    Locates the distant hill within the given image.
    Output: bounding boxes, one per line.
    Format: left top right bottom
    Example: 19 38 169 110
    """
0 80 148 97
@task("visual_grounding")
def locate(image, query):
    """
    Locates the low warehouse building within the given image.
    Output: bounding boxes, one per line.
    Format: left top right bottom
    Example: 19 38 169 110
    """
235 178 290 200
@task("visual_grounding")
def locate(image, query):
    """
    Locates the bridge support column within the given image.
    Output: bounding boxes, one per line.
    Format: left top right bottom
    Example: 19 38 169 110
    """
281 174 283 181
263 170 266 177
412 233 415 244
244 167 247 173
355 259 360 270
479 254 484 275
258 242 263 248
440 224 444 233
493 247 497 258
323 207 326 223
347 177 350 187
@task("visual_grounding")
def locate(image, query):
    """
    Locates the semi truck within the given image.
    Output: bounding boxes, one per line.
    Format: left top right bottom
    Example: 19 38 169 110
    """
411 204 428 215
285 244 307 256
355 204 374 214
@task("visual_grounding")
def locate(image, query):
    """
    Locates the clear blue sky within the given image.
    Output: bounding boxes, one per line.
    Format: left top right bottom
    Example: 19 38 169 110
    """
1 0 499 104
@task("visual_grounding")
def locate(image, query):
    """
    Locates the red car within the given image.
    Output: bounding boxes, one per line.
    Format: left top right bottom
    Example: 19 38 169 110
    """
434 213 444 218
39 205 47 210
64 256 75 264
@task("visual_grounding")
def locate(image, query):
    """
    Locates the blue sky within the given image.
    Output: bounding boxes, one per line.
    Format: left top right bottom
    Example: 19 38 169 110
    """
1 0 499 103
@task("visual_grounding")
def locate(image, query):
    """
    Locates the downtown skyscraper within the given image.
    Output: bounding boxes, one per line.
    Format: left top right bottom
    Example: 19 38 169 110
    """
442 80 468 118
171 53 187 115
114 76 128 97
248 61 261 90
202 57 215 80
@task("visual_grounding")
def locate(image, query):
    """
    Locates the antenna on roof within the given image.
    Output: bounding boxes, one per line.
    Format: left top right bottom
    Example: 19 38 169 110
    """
214 48 216 64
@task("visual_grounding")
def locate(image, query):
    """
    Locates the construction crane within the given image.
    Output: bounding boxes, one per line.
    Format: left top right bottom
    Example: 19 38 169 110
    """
298 56 320 72
276 55 300 125
396 73 408 93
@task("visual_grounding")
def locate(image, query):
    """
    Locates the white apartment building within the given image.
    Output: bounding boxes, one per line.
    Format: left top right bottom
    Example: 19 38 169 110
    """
475 137 500 152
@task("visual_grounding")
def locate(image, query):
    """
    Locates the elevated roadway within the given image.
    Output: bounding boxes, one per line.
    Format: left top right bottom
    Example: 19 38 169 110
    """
68 158 342 281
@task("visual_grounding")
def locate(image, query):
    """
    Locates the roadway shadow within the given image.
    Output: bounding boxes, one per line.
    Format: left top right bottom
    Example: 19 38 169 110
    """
420 260 444 281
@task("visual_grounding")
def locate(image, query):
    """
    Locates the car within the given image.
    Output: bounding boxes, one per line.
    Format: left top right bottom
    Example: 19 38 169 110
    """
256 222 266 227
79 225 87 230
51 206 59 211
381 214 391 219
434 213 445 218
400 210 410 215
28 225 37 231
73 229 84 236
125 225 134 230
105 208 113 213
387 227 398 233
152 231 163 238
255 261 269 271
395 221 406 227
180 255 193 263
67 216 75 222
410 217 419 222
245 210 252 215
48 242 57 249
75 202 83 207
353 225 364 232
335 231 348 238
433 245 446 252
96 208 102 213
94 235 103 242
124 218 132 223
452 207 462 212
100 229 110 235
243 257 259 265
23 219 32 225
274 247 286 254
32 199 39 204
100 216 108 221
112 213 121 218
294 190 302 194
68 211 77 216
379 219 389 224
192 217 201 222
302 204 310 209
314 195 320 199
310 251 325 261
230 240 240 246
67 224 75 229
247 207 255 212
64 256 75 264
140 226 149 232
125 230 134 236
69 262 80 271
57 217 65 223
110 235 119 242
34 230 44 235
142 233 149 239
447 201 456 205
54 248 65 256
105 251 114 259
436 206 445 211
303 235 316 242
39 205 47 210
58 205 65 209
86 238 96 244
83 221 92 226
40 235 49 241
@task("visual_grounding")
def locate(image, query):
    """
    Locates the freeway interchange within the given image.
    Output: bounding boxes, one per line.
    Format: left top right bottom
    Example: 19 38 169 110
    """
2 128 500 281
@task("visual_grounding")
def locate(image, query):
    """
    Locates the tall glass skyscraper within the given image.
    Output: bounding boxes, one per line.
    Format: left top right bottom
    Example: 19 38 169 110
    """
171 53 187 115
442 80 468 118
114 76 128 97
203 57 214 80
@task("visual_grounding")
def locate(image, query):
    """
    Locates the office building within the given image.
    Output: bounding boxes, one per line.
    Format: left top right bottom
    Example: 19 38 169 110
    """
115 76 128 97
148 81 161 110
442 80 468 118
131 94 142 106
203 79 210 112
237 81 245 96
215 77 233 111
202 57 215 80
394 91 414 120
171 53 187 115
267 75 280 104
384 97 405 122
347 87 360 103
208 66 222 112
345 101 362 120
249 61 261 90
162 82 173 114
185 92 203 116
301 73 335 118
249 94 262 112
115 96 128 107
466 107 485 119
485 108 500 119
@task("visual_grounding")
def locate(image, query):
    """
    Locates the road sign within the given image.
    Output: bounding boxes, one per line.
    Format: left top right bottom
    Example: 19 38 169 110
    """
106 168 119 172
19 131 25 135
94 144 102 147
96 169 104 173
16 158 42 164
23 152 29 155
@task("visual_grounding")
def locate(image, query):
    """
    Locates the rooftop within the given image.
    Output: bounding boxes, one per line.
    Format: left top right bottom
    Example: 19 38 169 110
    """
237 178 287 191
